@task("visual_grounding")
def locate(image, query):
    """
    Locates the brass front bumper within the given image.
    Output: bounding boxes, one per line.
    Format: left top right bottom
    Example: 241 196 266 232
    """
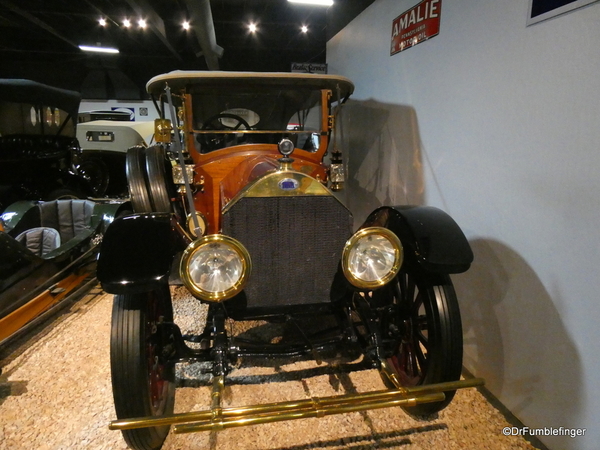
109 375 485 434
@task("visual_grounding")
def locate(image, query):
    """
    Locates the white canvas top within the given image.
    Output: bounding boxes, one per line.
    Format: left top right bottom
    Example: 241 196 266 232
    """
146 70 354 99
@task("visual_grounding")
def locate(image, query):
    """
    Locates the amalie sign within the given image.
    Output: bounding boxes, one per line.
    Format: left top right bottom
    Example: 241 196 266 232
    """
391 0 441 55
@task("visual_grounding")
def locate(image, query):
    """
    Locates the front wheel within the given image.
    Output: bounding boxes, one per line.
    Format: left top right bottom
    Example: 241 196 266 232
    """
110 286 176 450
377 269 463 416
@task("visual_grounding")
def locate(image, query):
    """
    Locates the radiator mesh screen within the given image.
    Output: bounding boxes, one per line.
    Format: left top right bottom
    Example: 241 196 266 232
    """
222 196 352 308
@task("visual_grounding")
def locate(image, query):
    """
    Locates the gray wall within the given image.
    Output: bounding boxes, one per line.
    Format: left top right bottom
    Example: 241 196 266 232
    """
327 1 600 449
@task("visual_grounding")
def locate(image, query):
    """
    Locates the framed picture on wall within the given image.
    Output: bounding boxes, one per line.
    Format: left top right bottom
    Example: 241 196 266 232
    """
527 0 600 25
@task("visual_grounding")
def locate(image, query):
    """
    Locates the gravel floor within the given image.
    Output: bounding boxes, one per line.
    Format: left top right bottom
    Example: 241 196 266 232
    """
0 286 542 450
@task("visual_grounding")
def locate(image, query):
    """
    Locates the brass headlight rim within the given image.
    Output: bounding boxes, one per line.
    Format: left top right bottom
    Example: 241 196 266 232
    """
342 227 403 290
180 234 251 302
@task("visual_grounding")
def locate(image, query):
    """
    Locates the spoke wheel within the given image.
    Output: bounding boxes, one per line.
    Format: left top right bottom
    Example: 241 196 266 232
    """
110 286 175 450
378 269 463 416
78 156 109 196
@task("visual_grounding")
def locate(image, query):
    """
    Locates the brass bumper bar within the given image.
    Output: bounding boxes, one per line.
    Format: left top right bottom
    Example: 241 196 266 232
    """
109 376 484 434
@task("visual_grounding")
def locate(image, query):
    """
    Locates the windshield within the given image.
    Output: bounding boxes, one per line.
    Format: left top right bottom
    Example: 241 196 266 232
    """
191 87 323 153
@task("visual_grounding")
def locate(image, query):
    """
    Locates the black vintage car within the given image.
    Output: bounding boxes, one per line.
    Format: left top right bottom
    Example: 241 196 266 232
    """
0 79 94 211
97 71 483 450
0 198 129 346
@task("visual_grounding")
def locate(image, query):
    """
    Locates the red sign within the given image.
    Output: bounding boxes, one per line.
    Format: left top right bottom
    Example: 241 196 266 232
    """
390 0 441 55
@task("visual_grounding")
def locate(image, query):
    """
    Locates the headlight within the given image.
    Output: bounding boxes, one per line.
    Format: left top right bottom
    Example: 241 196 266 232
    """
342 227 403 289
180 234 251 302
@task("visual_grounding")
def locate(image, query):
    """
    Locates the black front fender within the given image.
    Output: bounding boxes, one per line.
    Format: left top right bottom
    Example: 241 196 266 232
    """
363 205 473 274
97 213 187 294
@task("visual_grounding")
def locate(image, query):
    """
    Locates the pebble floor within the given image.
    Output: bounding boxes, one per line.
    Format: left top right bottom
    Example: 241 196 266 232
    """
0 286 542 450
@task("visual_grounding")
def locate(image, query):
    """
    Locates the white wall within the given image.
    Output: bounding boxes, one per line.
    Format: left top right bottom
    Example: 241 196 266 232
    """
328 1 600 449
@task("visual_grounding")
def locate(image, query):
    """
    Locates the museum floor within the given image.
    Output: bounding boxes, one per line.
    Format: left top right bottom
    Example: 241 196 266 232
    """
0 285 544 450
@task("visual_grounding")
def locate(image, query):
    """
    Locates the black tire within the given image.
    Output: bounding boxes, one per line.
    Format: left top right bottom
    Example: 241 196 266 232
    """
126 146 153 213
376 269 463 416
78 156 109 196
46 187 85 200
110 287 176 450
145 146 172 213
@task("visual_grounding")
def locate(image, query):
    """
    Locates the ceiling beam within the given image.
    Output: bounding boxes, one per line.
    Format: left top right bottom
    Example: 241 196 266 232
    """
0 0 78 48
182 0 222 70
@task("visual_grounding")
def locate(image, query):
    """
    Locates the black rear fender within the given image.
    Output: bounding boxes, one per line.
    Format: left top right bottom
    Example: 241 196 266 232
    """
363 205 473 274
97 213 187 294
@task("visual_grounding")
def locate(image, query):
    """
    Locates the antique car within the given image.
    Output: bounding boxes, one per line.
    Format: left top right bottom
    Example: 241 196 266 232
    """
0 79 94 211
0 198 129 347
96 71 483 450
77 117 155 197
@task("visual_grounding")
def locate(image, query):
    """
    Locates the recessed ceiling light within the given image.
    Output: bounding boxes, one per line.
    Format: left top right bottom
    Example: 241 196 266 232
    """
122 18 131 28
182 21 190 30
301 25 309 33
248 23 258 33
138 18 146 28
98 18 107 27
288 0 333 6
79 45 119 54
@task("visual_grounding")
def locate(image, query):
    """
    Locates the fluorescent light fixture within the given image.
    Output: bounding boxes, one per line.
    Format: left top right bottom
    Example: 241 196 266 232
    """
288 0 333 5
79 45 119 54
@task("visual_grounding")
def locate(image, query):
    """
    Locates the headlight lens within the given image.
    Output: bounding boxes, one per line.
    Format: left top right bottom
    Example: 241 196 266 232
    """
342 227 403 289
180 234 251 302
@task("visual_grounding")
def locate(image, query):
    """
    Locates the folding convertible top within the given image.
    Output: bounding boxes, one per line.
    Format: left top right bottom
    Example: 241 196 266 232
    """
146 70 355 101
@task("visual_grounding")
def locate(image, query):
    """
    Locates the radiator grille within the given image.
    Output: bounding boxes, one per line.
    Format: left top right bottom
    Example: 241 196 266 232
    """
222 196 352 308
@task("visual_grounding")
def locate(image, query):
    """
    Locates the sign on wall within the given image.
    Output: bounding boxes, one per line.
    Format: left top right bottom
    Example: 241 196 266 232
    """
527 0 599 25
390 0 441 55
291 63 328 74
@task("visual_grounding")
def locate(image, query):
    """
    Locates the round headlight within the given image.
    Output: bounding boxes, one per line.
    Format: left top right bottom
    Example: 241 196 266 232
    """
180 234 251 302
342 227 403 289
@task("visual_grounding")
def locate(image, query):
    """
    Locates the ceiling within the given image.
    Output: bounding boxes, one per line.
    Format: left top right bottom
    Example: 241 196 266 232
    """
0 0 374 99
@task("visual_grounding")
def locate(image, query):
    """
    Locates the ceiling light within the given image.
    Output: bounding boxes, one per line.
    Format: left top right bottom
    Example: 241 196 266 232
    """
301 25 309 33
288 0 333 6
79 45 119 54
138 18 146 28
98 18 107 27
123 18 131 28
182 21 190 30
248 23 257 33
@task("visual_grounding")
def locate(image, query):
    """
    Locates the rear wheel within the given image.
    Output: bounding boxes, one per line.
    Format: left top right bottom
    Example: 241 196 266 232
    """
110 286 175 450
377 269 463 416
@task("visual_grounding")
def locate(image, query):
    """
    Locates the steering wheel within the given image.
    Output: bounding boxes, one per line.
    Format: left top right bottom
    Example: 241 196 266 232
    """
198 113 251 152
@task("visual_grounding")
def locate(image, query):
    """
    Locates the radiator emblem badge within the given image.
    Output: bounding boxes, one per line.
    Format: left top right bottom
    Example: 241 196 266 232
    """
278 178 299 191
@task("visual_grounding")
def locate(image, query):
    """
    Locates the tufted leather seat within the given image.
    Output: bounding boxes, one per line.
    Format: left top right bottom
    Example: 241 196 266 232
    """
38 199 95 243
15 227 61 257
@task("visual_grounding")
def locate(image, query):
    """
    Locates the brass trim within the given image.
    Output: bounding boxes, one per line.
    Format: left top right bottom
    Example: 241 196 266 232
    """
179 234 251 302
222 169 334 214
109 377 484 433
341 227 404 290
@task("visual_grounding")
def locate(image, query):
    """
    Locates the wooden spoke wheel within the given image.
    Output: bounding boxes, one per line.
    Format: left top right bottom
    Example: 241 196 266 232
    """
374 269 463 416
